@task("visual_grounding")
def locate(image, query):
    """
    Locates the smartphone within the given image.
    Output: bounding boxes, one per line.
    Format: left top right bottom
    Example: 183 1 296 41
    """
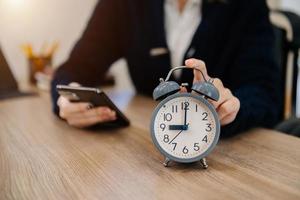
56 85 130 127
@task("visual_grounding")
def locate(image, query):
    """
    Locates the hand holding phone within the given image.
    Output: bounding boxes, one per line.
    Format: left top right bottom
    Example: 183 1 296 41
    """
56 84 129 128
57 96 117 128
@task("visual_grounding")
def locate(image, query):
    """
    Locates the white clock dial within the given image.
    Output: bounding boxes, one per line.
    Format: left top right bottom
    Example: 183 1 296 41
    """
152 94 219 161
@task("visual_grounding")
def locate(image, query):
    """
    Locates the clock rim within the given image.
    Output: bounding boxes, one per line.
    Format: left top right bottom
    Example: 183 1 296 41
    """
150 92 220 163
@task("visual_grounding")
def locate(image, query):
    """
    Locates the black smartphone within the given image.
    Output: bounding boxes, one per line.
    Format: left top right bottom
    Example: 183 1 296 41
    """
56 85 130 127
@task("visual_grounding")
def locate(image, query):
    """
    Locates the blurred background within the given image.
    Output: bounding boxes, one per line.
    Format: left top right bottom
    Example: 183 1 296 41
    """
0 0 299 115
0 0 134 92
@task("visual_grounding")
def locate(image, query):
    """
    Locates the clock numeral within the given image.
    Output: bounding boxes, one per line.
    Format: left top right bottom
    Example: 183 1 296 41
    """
181 102 189 110
202 112 208 121
172 105 178 113
202 135 208 143
205 123 212 132
182 146 189 154
163 134 170 143
163 113 172 122
160 123 166 131
171 142 177 151
185 102 189 110
195 104 198 112
194 143 200 151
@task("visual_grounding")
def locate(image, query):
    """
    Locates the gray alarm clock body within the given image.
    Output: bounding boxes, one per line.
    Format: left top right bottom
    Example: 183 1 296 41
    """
150 92 220 164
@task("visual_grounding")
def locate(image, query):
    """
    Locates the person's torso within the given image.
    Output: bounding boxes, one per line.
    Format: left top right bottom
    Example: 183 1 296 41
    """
121 0 243 95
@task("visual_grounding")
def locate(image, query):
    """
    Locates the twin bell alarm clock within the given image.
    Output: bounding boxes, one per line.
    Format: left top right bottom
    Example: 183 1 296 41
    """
150 66 220 169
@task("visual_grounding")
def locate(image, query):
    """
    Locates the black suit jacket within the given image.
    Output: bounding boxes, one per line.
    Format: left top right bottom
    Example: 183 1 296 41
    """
51 0 281 137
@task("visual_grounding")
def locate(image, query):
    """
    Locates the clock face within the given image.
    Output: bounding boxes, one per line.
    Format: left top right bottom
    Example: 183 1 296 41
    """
151 93 220 163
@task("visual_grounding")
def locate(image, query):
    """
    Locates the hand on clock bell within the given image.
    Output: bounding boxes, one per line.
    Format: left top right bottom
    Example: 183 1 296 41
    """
184 58 240 126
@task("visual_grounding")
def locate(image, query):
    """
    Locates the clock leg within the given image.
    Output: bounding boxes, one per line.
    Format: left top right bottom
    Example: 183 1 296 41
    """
163 157 171 167
200 158 208 169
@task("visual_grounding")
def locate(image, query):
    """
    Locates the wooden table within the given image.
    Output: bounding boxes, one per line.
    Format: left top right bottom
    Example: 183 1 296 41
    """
0 91 299 200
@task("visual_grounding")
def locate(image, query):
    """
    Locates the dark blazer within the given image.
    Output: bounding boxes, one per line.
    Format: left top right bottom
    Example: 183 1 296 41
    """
51 0 281 137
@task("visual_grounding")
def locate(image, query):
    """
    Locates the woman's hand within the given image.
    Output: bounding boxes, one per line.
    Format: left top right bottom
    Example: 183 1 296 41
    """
185 58 240 126
57 83 116 128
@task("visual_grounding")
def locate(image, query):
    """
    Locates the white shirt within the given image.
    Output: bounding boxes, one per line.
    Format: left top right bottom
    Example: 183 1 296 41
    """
164 0 202 78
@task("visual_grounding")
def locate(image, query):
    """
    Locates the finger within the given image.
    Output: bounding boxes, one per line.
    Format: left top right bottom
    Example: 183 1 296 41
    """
210 87 232 109
57 82 82 117
60 102 91 118
208 78 225 108
58 81 82 107
70 106 116 120
67 113 116 128
58 99 91 118
67 111 117 128
180 86 187 93
69 82 81 87
220 112 238 126
217 97 240 120
57 95 69 107
57 95 89 109
211 78 224 89
185 58 209 82
69 113 116 127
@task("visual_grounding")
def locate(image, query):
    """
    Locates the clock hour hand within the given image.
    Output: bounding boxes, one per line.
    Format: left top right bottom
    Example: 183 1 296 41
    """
169 125 188 130
168 123 189 144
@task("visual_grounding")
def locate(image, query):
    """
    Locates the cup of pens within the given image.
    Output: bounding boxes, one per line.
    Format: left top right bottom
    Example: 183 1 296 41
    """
21 42 58 89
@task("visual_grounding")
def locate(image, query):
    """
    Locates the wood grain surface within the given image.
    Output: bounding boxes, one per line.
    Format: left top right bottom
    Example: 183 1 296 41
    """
0 91 299 200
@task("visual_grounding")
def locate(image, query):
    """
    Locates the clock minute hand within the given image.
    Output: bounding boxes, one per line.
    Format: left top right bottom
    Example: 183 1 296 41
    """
168 130 183 144
184 102 188 127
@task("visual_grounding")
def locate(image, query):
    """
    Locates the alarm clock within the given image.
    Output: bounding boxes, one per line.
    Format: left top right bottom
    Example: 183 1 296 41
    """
150 66 220 169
